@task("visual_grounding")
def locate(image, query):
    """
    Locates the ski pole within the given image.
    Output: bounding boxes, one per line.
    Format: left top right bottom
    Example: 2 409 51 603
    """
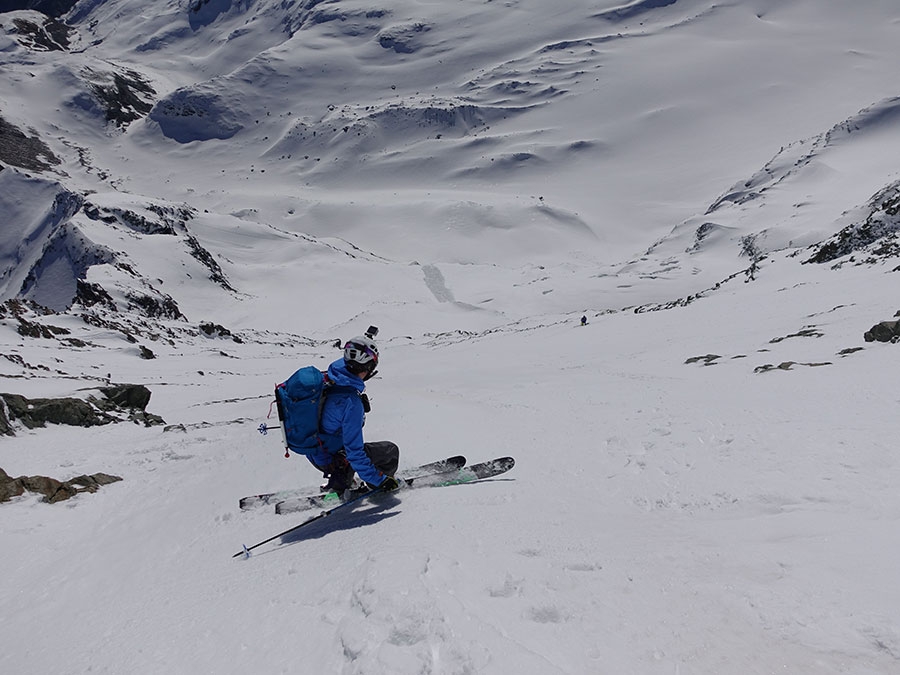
233 487 381 559
257 423 292 458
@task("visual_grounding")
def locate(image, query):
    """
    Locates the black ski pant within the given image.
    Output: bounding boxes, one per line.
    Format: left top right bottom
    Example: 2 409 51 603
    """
312 441 399 490
361 440 400 477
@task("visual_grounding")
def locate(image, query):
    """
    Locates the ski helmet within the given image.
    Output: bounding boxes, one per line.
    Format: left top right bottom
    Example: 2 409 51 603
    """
343 335 379 377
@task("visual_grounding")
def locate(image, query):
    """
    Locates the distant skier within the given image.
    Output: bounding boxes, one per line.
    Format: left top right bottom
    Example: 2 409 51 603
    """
310 329 400 495
580 315 588 326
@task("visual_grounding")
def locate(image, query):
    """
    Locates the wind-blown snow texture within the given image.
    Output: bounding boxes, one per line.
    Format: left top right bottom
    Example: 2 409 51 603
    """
1 1 899 673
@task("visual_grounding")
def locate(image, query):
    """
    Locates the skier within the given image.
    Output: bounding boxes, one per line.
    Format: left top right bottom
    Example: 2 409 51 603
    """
310 333 400 496
580 315 588 326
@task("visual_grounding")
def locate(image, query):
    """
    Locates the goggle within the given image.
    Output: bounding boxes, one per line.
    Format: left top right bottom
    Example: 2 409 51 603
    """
345 341 378 365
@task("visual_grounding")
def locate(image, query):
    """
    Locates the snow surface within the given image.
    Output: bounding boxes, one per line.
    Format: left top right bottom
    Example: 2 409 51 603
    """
1 0 900 673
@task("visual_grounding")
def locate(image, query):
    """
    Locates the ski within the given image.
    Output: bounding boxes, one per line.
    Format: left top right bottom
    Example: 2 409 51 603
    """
239 455 466 510
274 456 515 514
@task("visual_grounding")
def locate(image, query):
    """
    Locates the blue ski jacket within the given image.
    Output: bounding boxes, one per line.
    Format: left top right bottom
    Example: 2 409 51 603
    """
315 358 385 486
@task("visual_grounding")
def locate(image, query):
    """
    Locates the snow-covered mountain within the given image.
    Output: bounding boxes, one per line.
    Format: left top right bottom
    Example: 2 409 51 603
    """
2 1 899 673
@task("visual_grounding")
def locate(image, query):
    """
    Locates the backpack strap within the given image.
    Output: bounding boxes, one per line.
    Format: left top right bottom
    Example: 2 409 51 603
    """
322 376 370 411
322 373 361 398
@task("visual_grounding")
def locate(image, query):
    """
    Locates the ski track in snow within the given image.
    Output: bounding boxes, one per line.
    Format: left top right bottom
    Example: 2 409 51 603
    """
422 264 456 304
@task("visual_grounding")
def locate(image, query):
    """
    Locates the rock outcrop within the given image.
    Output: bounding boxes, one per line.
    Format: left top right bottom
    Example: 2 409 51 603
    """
0 383 164 436
0 467 122 504
864 319 900 343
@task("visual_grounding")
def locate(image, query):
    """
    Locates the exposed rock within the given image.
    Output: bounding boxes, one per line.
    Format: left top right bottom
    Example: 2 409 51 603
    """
15 316 70 339
0 115 60 172
68 472 122 491
0 479 23 503
769 327 823 343
754 361 832 373
0 402 10 436
0 467 25 501
0 468 122 504
74 280 117 310
82 199 187 235
1 393 112 431
126 291 185 320
97 384 151 411
128 410 166 427
186 235 235 291
1 299 36 319
86 68 156 128
92 384 166 427
0 384 165 436
864 320 900 343
19 474 74 503
0 351 50 375
807 181 900 266
10 15 71 51
199 321 243 343
685 354 721 366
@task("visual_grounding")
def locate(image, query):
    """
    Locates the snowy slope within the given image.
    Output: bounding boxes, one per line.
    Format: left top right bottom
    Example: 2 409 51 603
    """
1 0 900 673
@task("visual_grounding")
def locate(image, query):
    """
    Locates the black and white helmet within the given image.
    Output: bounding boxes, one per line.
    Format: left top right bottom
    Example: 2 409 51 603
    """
343 335 379 376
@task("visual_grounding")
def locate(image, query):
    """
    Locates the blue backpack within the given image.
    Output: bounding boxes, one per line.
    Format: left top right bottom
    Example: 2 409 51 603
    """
274 366 356 456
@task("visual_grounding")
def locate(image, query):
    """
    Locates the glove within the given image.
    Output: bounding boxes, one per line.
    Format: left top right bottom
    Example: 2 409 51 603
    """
375 475 400 492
